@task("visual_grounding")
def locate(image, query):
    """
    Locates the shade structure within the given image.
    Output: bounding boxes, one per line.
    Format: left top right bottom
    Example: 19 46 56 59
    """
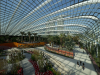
0 0 100 42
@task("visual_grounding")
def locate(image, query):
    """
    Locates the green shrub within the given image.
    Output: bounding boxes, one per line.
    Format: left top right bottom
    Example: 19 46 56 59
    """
49 68 61 75
31 54 35 61
34 50 40 56
38 59 44 72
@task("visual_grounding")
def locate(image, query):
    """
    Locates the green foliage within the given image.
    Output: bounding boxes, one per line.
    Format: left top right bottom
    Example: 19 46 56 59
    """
10 64 21 74
33 50 40 56
53 35 60 45
73 36 79 44
38 59 44 72
31 54 35 61
31 49 61 74
65 40 75 51
7 51 24 74
49 68 61 75
59 33 66 47
79 42 83 48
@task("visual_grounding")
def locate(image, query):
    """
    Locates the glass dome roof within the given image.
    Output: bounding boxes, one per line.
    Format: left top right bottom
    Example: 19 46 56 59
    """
0 0 100 41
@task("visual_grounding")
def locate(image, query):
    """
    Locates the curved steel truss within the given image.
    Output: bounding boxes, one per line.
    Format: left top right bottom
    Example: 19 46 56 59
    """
0 0 100 42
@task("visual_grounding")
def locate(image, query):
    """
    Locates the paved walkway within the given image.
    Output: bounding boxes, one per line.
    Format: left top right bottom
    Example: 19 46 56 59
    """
0 49 35 75
34 45 97 75
21 53 35 75
4 45 97 75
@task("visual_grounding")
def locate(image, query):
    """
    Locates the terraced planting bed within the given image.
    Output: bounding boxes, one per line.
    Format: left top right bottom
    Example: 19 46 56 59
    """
44 45 74 59
27 50 61 75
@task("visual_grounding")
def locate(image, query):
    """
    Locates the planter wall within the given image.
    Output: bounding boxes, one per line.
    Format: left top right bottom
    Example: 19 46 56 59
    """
45 45 74 58
0 42 46 48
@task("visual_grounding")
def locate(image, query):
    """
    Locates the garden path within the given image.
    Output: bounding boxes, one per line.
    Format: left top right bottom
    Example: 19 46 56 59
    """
21 53 35 75
34 44 97 75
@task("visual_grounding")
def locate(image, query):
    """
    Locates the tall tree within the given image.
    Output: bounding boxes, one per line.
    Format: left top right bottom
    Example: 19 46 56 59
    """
38 35 41 42
33 33 37 42
59 33 66 48
28 32 32 43
20 32 24 42
24 33 27 42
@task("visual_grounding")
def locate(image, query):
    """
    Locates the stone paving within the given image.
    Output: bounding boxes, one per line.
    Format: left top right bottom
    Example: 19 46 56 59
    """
0 48 35 75
34 45 97 75
2 45 97 75
20 53 35 75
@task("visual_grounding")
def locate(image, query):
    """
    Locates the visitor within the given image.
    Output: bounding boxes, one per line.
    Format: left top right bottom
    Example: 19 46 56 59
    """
83 51 84 53
96 69 97 72
83 63 84 66
77 61 79 66
80 61 82 66
82 65 84 70
58 48 59 51
82 63 85 70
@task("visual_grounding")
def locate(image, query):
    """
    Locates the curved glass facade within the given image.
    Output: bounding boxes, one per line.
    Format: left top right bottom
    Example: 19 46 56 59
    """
0 0 100 42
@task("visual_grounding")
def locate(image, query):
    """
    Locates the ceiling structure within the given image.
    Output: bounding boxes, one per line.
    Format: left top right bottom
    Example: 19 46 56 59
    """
0 0 100 42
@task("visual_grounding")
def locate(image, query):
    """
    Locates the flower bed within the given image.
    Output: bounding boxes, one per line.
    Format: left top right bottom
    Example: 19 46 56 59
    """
17 67 23 75
27 50 61 75
44 45 74 58
29 59 53 75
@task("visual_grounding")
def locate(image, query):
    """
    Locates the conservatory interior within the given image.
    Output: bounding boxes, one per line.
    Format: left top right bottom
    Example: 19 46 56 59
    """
0 0 100 75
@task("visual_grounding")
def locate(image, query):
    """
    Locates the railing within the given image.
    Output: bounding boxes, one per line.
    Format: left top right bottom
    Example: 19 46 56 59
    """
45 45 74 58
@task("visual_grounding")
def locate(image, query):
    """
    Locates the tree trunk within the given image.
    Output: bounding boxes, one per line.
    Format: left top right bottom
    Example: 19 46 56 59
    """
34 36 35 42
50 42 51 46
51 42 53 48
29 35 30 43
21 35 23 42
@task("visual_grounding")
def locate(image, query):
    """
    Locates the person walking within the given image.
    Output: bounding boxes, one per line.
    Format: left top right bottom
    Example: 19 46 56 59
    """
77 61 79 67
80 61 82 66
83 63 84 66
58 48 59 51
82 63 85 70
77 61 78 65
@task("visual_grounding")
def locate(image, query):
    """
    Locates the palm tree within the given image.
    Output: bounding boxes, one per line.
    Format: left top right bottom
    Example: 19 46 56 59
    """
24 33 27 42
38 35 41 42
6 34 9 42
47 35 52 46
20 32 24 42
28 32 32 43
33 33 37 42
59 33 66 48
47 35 54 47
